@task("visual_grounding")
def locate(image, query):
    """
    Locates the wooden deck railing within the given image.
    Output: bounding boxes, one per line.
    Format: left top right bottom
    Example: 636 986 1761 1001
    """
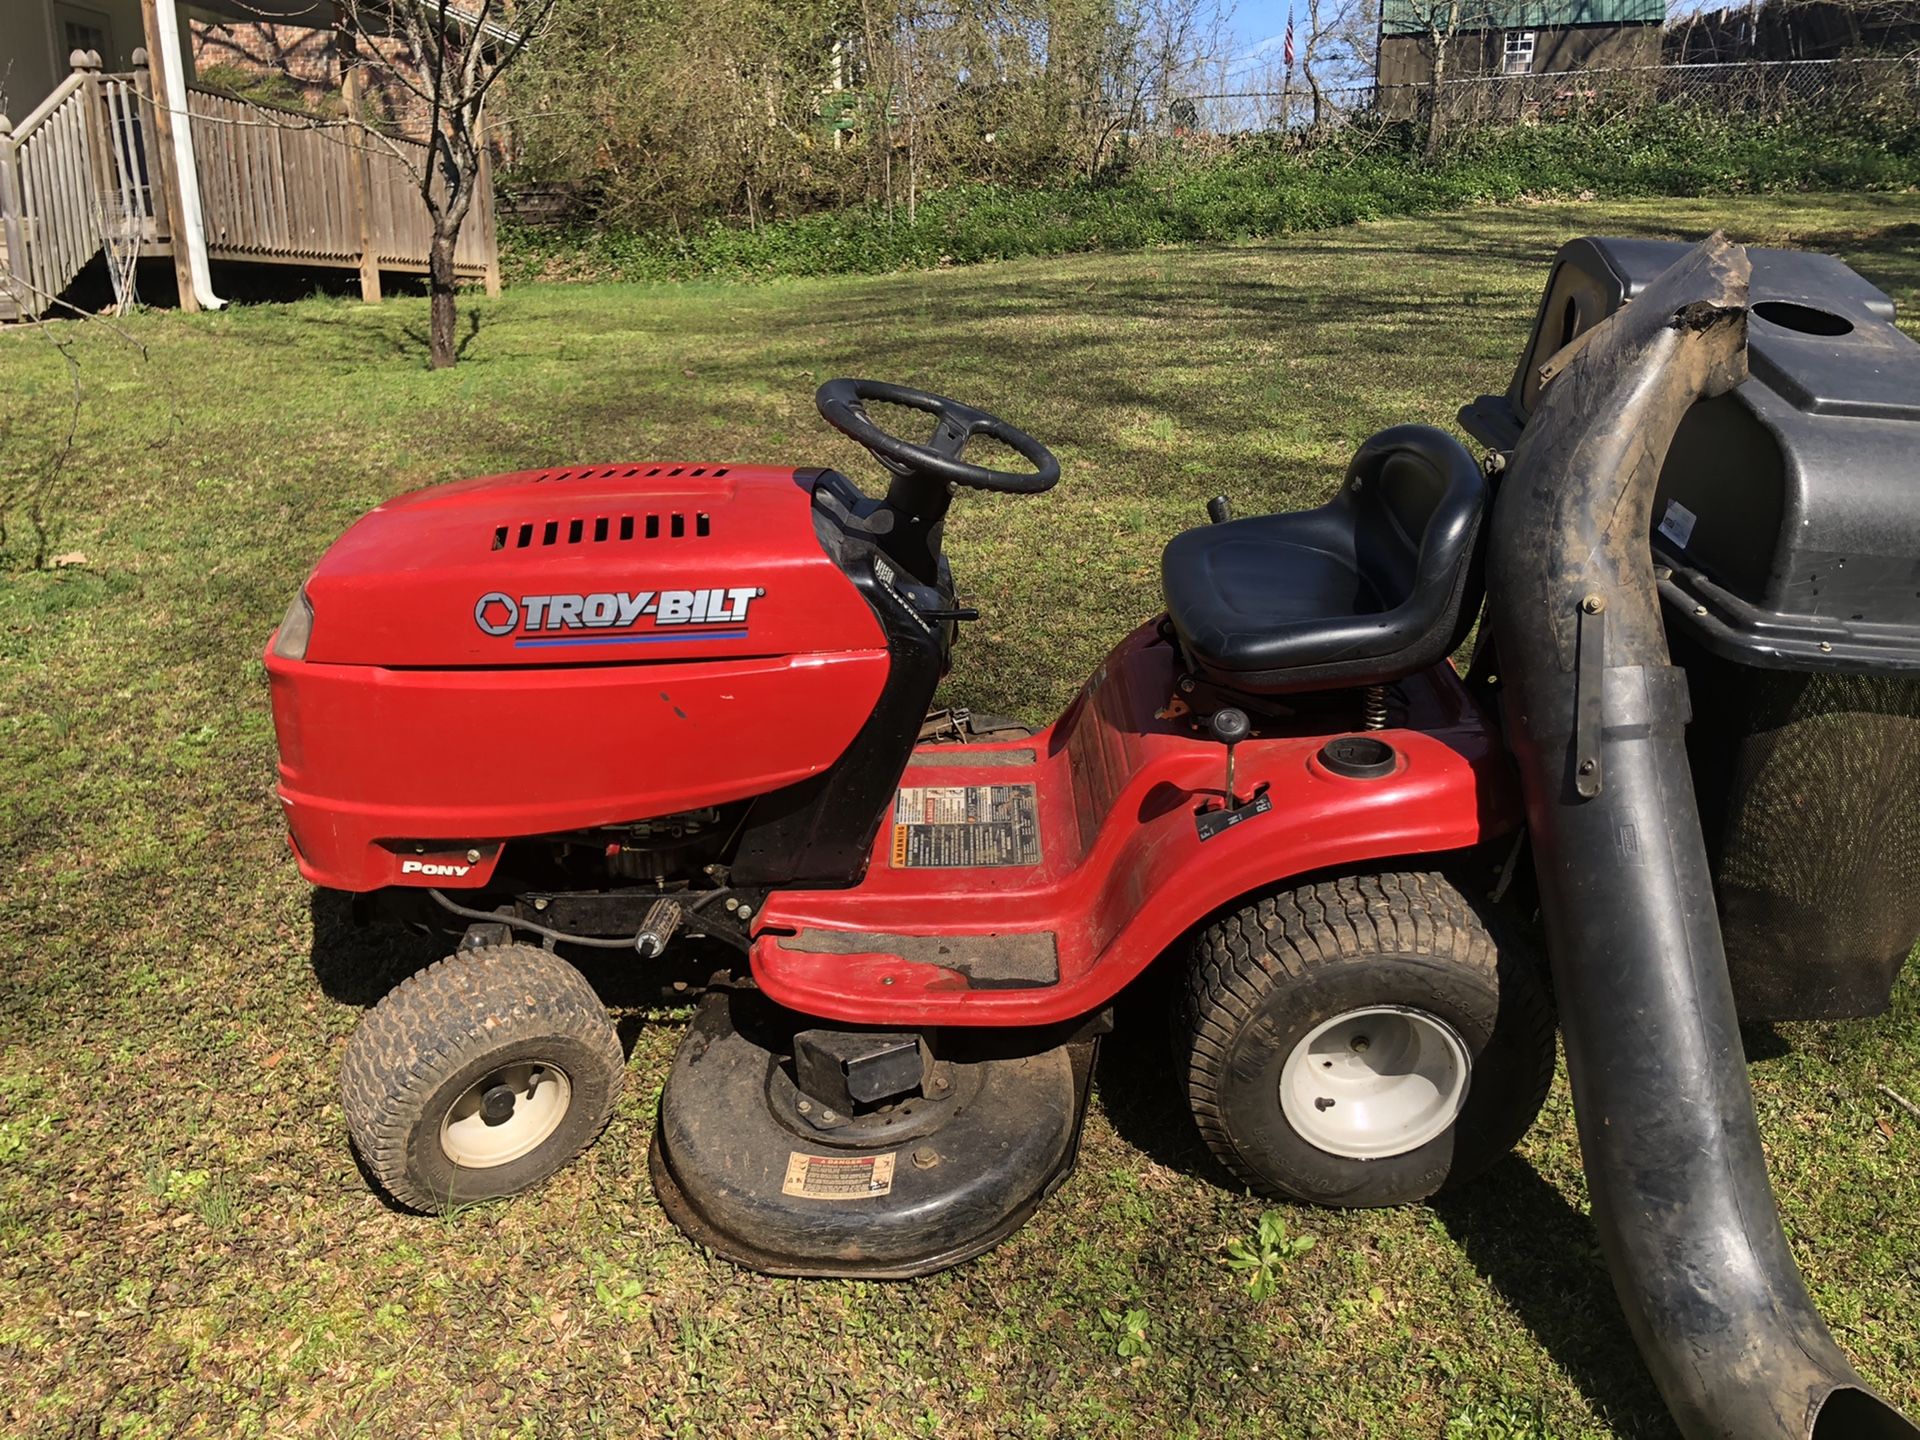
0 50 498 322
0 63 157 318
185 87 496 276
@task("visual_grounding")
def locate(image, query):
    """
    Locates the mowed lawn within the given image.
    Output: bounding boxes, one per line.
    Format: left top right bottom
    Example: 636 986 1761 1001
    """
2 193 1918 1440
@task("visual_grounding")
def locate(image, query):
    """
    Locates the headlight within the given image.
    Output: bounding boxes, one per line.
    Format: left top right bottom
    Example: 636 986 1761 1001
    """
271 589 315 661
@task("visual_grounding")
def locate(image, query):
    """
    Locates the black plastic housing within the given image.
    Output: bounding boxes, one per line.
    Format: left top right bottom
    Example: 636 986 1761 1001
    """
1485 235 1917 1439
1464 235 1920 672
1465 236 1920 1021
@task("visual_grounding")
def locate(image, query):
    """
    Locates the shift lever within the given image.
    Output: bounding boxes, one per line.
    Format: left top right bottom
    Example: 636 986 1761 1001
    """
1210 707 1250 805
1195 707 1271 842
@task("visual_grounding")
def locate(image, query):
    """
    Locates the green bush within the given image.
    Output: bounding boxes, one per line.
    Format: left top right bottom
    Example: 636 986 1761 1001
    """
500 107 1920 286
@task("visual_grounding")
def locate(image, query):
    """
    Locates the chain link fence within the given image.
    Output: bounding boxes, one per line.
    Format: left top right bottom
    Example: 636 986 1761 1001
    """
1185 56 1920 135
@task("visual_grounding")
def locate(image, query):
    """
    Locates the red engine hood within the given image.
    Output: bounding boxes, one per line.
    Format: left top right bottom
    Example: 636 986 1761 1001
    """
297 463 885 666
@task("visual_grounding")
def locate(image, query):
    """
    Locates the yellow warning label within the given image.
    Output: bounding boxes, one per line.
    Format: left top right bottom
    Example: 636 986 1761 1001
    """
890 783 1041 868
780 1151 897 1200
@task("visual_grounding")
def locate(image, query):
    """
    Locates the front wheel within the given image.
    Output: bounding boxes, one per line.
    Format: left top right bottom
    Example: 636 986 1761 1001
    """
342 944 626 1213
1181 872 1554 1207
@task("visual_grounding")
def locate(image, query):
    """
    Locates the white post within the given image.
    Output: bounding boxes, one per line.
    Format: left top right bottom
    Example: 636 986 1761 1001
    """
152 0 223 310
0 115 25 313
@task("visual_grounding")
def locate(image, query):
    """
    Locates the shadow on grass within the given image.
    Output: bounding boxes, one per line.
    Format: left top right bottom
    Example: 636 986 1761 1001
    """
1093 959 1259 1192
1093 954 1678 1435
399 308 486 366
308 888 443 1007
1432 1159 1679 1438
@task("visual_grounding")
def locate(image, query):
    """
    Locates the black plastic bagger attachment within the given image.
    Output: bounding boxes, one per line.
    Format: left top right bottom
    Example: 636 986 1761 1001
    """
1467 236 1920 1026
1484 233 1918 1440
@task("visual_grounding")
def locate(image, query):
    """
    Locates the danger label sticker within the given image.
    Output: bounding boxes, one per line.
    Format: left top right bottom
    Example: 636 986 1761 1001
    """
781 1151 896 1200
891 784 1041 868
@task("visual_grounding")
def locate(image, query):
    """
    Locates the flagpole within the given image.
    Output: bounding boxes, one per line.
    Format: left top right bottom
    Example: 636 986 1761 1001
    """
1280 7 1295 133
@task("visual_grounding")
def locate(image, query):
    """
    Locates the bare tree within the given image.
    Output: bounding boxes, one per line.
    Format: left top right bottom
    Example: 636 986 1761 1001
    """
1074 0 1228 176
0 303 159 571
1680 0 1920 61
340 0 559 368
1300 0 1379 133
510 0 1229 226
1393 0 1496 158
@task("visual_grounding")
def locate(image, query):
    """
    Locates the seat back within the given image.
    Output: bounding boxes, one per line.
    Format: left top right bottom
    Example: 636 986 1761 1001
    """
1348 425 1489 651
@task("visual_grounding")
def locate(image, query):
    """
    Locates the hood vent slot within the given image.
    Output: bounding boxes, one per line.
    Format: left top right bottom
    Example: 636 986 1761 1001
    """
494 510 714 550
530 464 731 483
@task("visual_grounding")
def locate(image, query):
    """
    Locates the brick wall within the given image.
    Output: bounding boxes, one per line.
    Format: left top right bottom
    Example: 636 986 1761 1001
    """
188 21 432 139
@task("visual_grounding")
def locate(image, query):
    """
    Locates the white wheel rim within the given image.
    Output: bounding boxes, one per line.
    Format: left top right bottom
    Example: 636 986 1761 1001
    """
1279 1007 1470 1160
439 1062 573 1169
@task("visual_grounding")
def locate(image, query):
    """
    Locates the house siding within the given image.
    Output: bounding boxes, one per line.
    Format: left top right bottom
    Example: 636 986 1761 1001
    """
2 0 148 117
1377 22 1661 112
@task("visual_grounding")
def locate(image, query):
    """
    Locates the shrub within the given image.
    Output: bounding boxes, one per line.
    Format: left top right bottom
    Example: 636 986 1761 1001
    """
500 107 1920 286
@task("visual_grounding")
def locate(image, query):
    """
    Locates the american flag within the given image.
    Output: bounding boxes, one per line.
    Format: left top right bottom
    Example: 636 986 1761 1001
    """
1283 9 1295 69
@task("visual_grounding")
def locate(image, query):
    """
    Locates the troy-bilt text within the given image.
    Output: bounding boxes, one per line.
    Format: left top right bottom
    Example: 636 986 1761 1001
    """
474 587 762 636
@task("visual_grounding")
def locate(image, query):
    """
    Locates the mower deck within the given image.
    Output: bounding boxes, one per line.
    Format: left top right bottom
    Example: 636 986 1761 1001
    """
750 622 1521 1028
650 991 1098 1279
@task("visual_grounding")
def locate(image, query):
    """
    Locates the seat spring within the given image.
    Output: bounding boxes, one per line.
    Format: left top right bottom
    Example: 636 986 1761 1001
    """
1362 685 1389 730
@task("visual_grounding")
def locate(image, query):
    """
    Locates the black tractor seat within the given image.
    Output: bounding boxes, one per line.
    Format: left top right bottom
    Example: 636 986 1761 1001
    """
1161 425 1488 696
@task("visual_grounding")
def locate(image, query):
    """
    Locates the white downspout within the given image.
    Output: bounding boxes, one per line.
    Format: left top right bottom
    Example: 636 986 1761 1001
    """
154 0 224 309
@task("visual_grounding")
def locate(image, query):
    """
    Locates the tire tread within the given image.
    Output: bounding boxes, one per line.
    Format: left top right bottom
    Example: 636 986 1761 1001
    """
341 945 624 1213
1181 872 1554 1201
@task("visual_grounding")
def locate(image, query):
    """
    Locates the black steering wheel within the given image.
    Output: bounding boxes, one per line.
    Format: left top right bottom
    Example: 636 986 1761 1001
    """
815 379 1060 495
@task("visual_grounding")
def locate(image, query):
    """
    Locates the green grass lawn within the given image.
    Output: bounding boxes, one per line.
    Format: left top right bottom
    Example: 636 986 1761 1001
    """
2 192 1917 1440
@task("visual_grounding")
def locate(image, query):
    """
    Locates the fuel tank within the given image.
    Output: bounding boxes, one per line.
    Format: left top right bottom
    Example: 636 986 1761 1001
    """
265 464 890 891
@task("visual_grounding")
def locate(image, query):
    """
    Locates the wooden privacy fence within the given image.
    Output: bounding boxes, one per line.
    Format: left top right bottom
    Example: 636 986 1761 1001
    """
0 49 500 322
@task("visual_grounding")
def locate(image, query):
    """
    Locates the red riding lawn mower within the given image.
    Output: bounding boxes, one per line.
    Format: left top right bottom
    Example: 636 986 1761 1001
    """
268 235 1920 1439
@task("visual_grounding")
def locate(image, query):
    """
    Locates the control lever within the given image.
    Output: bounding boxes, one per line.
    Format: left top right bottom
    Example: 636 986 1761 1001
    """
1211 707 1249 805
1207 495 1233 524
1195 707 1272 842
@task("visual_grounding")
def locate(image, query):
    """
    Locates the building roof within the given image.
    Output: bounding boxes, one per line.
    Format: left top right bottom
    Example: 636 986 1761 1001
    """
1381 0 1665 37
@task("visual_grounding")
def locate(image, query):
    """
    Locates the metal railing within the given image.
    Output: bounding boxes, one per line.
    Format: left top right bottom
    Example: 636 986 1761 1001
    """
1385 54 1920 125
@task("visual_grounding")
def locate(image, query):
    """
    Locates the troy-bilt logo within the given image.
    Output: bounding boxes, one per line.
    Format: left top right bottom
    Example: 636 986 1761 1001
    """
474 587 762 648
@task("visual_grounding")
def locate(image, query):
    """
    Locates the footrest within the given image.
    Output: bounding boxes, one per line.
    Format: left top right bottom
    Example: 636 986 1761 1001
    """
769 928 1060 990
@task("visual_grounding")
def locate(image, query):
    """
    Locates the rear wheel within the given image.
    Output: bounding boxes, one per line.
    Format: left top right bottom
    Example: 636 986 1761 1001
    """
342 944 625 1213
1181 872 1554 1207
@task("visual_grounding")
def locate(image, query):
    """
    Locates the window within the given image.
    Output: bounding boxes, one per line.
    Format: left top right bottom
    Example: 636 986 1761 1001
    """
52 4 114 65
1503 30 1536 74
